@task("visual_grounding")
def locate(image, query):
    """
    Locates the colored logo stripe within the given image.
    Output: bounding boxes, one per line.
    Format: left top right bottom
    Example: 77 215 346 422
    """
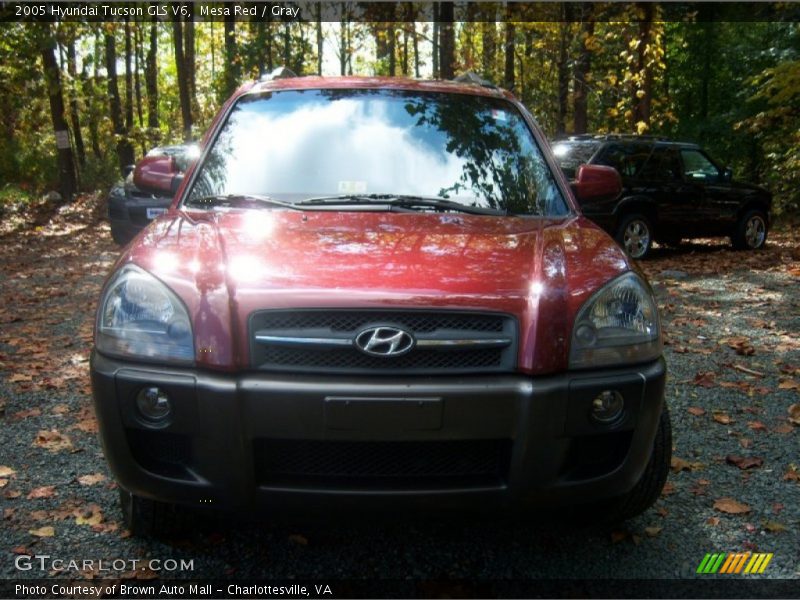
697 553 773 574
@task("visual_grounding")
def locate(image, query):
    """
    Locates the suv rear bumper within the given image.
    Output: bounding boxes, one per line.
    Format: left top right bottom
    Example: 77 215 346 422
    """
90 352 666 512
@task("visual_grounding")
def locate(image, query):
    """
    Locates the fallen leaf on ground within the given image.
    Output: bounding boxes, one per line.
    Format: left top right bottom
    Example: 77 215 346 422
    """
725 455 764 470
713 412 733 425
773 422 794 434
74 505 103 527
9 374 32 383
747 421 767 431
671 457 703 473
11 546 30 555
693 372 716 388
713 497 751 514
0 466 16 478
788 404 800 425
644 526 663 537
725 337 755 356
778 379 800 391
687 406 706 417
27 486 56 499
661 481 676 496
739 437 753 449
288 534 308 546
77 473 106 486
29 526 55 537
783 466 799 482
763 520 786 533
34 429 73 453
706 516 720 526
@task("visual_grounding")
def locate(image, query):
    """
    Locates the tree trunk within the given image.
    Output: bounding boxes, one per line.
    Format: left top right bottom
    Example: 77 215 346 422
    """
413 20 420 77
124 20 134 138
172 20 193 140
66 39 86 168
134 27 143 128
633 3 654 128
316 4 324 75
388 23 396 76
438 2 455 79
41 28 77 199
105 30 135 174
556 19 570 135
481 21 495 80
283 23 291 67
432 3 439 78
223 15 239 99
504 22 515 90
145 15 158 130
185 16 198 118
89 31 102 160
573 15 594 134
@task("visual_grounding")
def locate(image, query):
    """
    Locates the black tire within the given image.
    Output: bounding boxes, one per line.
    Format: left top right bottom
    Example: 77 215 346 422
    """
110 225 131 246
119 487 184 537
657 237 682 249
731 209 768 250
606 406 672 522
616 214 653 259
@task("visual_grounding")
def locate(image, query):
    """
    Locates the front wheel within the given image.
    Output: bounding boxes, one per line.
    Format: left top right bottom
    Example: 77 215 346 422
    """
616 214 653 259
731 210 768 250
606 406 672 522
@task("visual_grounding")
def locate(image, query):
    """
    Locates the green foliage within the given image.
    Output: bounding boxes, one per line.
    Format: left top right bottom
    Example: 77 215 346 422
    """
0 15 798 215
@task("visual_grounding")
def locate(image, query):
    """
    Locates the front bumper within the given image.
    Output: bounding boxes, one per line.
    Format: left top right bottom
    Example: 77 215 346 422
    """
107 186 171 245
90 352 666 511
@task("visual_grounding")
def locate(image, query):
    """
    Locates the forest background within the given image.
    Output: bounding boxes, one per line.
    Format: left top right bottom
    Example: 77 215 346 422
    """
0 2 798 216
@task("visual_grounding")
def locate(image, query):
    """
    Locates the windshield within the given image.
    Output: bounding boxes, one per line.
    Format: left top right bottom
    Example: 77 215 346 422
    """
185 89 569 216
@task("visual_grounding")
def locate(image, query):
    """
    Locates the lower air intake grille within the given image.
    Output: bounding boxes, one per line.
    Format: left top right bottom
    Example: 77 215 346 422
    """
253 439 512 490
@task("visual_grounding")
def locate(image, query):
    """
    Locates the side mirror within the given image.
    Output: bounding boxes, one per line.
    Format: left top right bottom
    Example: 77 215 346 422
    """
133 155 178 194
572 164 622 202
723 167 733 181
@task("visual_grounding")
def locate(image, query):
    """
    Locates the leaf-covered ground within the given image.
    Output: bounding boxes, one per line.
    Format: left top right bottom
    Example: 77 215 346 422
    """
0 195 798 585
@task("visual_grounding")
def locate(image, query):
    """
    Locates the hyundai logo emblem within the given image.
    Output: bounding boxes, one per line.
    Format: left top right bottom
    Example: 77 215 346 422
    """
354 326 415 357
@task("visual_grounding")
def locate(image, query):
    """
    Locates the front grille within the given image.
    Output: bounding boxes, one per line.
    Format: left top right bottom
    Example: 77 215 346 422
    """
249 309 518 375
253 439 512 490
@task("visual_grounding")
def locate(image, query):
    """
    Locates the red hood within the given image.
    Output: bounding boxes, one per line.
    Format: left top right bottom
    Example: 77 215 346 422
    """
120 210 630 374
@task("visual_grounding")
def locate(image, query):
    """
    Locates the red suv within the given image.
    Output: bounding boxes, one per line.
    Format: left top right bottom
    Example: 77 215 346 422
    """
91 75 670 535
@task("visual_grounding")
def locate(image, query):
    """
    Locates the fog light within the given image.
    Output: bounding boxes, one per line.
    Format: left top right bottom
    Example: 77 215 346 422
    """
591 390 624 424
136 387 171 423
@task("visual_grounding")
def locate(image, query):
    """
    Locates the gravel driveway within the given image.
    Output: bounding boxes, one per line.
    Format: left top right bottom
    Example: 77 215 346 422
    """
1 197 798 593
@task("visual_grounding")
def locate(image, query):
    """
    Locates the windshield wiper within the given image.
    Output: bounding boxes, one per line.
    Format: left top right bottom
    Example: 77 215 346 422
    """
185 194 301 210
297 194 505 216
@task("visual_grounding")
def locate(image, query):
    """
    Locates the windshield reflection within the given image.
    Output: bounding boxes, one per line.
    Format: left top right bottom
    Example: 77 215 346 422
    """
187 89 568 217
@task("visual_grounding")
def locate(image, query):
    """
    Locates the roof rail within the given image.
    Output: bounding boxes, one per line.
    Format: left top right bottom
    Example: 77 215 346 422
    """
259 66 298 82
453 71 497 89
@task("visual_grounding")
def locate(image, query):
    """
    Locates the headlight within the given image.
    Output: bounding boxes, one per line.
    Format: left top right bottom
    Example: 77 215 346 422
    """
569 272 661 369
96 265 194 363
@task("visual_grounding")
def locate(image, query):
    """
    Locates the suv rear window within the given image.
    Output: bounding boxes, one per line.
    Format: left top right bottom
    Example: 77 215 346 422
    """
186 89 569 217
596 143 652 178
551 141 600 179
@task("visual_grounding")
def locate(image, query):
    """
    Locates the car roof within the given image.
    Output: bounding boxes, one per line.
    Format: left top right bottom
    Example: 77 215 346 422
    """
554 134 699 149
236 75 514 101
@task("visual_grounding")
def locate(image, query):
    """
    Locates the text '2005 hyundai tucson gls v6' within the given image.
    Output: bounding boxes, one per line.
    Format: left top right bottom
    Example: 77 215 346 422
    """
91 75 670 535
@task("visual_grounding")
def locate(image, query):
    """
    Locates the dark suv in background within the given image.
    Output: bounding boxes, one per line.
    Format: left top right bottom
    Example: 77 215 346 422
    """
552 135 772 258
108 145 195 245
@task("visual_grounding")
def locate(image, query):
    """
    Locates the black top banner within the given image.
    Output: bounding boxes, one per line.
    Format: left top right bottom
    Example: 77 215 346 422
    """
1 1 799 23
